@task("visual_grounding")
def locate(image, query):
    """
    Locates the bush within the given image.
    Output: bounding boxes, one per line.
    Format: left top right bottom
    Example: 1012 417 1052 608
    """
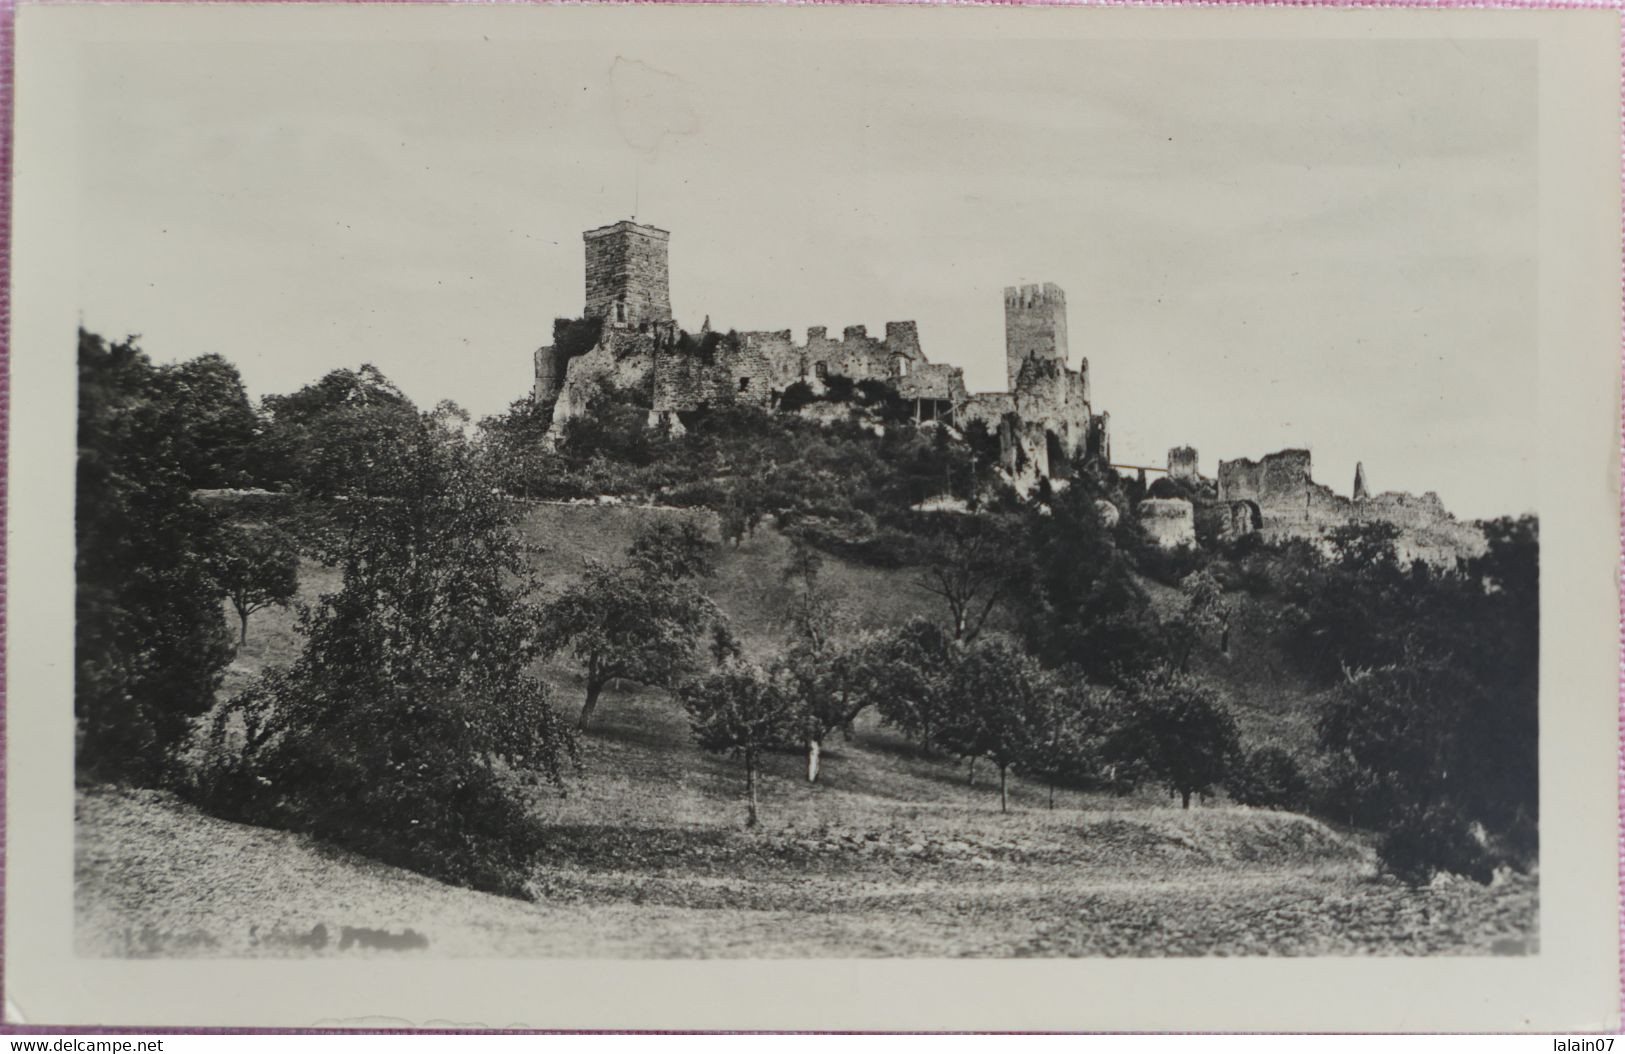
1227 745 1309 810
777 380 817 414
1378 804 1494 886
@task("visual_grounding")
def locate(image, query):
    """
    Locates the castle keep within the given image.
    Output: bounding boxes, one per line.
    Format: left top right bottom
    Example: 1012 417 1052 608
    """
533 220 1107 482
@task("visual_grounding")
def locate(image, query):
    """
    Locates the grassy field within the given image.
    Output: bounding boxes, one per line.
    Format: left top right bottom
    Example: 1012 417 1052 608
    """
77 503 1538 958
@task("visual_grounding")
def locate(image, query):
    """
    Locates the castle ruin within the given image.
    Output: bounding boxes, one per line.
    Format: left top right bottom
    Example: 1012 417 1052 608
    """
533 220 1107 482
1211 448 1485 564
528 219 1485 567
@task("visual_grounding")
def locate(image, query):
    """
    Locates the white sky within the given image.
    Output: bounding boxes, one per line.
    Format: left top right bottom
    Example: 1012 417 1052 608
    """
74 32 1536 519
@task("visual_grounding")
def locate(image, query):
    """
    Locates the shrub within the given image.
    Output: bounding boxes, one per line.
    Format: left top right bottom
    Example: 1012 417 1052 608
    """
1227 745 1309 810
777 380 817 414
1378 804 1494 886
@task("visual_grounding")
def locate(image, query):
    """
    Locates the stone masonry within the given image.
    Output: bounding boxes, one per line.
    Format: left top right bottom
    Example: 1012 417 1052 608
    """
583 221 672 328
535 220 1110 480
1215 449 1484 565
1004 283 1069 390
533 219 1484 566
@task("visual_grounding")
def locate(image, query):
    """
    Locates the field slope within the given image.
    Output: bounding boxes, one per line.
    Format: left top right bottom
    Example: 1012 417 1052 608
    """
77 504 1538 958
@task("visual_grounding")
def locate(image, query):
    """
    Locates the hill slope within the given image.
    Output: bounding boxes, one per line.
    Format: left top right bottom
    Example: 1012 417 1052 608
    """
80 502 1537 958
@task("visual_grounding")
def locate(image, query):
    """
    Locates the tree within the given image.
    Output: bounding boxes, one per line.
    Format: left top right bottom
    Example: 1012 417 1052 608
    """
1020 483 1164 687
772 539 867 782
197 413 577 897
914 514 1027 643
1228 744 1309 810
213 524 300 644
475 398 565 499
627 517 716 582
538 522 719 730
257 364 418 494
76 329 234 784
867 617 958 751
1114 668 1239 809
149 353 263 488
776 634 886 784
1300 515 1538 881
680 661 793 827
1022 673 1114 809
940 637 1050 813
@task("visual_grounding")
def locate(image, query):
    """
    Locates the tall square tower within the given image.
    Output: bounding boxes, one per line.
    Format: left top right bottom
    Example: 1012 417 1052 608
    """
583 220 672 327
1004 282 1069 389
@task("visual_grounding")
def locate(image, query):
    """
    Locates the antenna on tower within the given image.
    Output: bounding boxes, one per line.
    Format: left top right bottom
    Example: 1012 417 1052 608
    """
633 164 639 222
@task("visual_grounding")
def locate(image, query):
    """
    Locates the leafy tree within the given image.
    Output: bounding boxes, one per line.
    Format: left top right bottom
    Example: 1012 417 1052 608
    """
781 538 842 652
1022 674 1114 809
1301 515 1538 881
476 397 564 498
258 365 419 496
627 517 717 581
198 413 576 897
680 661 793 827
149 353 262 488
867 617 958 751
1020 483 1163 687
1112 668 1239 809
940 637 1050 813
770 539 870 782
538 523 719 730
213 524 300 644
76 329 234 784
914 514 1028 644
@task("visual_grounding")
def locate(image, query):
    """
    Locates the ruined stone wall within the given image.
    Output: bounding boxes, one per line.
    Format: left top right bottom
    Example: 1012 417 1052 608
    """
583 221 672 327
1087 412 1112 463
642 321 930 417
802 324 925 385
545 329 661 436
533 343 566 406
731 330 802 407
1218 449 1314 508
1139 498 1196 548
1215 448 1485 564
652 339 728 415
1012 357 1092 464
898 362 967 405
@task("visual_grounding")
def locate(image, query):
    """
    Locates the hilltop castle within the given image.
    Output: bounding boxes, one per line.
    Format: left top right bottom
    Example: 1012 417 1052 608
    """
530 219 1483 565
532 220 1108 482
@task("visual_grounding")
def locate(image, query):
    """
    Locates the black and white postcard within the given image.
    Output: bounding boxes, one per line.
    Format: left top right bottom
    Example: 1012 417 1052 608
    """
7 1 1620 1032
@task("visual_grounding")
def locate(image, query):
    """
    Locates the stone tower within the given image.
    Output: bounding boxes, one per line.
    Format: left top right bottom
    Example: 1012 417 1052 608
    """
1004 283 1069 389
583 220 672 328
1168 446 1199 482
1353 461 1370 501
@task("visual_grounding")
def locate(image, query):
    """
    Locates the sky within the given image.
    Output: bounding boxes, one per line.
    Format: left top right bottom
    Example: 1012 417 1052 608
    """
73 29 1537 520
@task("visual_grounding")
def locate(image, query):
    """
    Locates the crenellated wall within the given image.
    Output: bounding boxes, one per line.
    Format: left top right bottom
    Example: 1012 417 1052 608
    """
533 222 1108 487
